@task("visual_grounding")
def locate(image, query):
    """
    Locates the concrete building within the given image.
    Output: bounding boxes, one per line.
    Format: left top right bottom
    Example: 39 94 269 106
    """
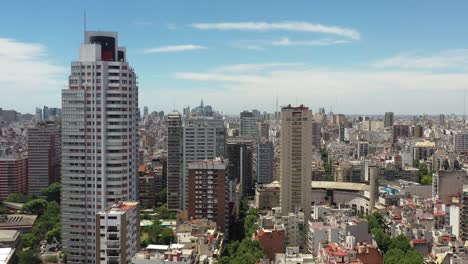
183 118 226 209
226 140 253 197
413 124 424 138
357 141 369 159
274 246 314 264
27 123 61 196
259 122 270 140
433 170 466 204
384 112 394 128
280 105 312 225
240 111 258 137
413 141 436 161
257 141 274 184
0 156 28 199
254 227 285 261
96 202 140 264
187 159 229 235
167 111 184 211
255 181 280 211
392 124 410 143
439 114 445 126
307 222 340 256
311 121 321 148
461 186 468 241
61 31 139 263
454 133 468 154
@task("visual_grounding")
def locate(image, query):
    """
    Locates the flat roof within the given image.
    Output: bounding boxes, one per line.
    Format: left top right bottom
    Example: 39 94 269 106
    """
311 181 369 191
0 247 14 263
0 230 19 242
0 215 37 229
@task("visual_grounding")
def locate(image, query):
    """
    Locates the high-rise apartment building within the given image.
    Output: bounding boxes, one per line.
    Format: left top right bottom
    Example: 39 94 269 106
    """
96 202 140 264
27 123 61 196
357 141 369 159
259 122 270 140
384 112 394 128
280 105 312 225
439 114 445 126
413 124 424 138
311 121 321 148
183 118 226 209
461 186 468 241
61 31 139 263
187 159 229 234
0 156 28 199
226 140 254 197
240 111 258 137
257 142 273 184
167 111 184 211
392 124 410 144
454 133 468 154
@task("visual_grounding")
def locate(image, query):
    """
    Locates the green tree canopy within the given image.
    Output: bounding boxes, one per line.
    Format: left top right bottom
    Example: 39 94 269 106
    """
23 198 48 215
17 249 42 264
41 183 61 204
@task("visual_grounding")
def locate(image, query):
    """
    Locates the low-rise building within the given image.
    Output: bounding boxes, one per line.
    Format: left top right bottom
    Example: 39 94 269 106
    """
255 181 280 211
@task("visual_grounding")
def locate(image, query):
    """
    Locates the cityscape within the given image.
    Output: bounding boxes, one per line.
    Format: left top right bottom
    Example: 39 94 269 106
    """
2 1 468 264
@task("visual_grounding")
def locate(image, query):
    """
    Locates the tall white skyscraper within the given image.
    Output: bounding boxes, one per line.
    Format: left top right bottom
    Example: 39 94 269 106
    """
280 105 312 224
61 31 139 264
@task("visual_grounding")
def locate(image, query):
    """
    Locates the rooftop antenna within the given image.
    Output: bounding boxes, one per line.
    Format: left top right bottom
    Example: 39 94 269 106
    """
84 10 87 42
464 88 466 124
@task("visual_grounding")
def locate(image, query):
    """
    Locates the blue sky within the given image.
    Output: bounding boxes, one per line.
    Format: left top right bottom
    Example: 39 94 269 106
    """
2 1 468 114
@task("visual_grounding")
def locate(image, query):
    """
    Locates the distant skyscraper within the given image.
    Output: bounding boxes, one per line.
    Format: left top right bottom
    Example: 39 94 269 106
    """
27 123 61 196
259 122 270 140
240 111 258 137
384 112 394 128
439 114 445 126
338 125 345 142
61 31 139 263
311 121 321 148
257 142 273 184
454 133 468 154
392 124 410 144
167 111 184 211
35 107 42 121
280 105 312 224
143 106 149 117
227 140 254 196
357 141 369 159
413 124 424 138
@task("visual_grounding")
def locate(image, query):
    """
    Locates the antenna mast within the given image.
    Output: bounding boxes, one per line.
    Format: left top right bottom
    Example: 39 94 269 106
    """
84 10 87 42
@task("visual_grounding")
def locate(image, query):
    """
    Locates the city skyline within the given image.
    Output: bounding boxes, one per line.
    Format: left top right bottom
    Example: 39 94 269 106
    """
3 1 468 114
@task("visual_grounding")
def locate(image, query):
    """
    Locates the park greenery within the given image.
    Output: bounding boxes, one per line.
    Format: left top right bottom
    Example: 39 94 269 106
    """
218 198 264 264
413 160 432 185
366 212 423 264
2 183 62 263
140 205 176 247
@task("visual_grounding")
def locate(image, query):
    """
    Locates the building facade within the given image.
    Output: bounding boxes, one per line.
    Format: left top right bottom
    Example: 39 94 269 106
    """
167 111 184 211
0 156 28 199
384 112 394 128
257 142 274 184
280 105 312 225
240 111 258 137
27 123 61 196
61 31 139 263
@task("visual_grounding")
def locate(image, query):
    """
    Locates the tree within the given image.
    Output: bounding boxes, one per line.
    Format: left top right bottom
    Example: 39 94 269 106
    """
21 233 40 248
44 255 58 263
420 175 432 185
156 188 167 205
23 198 48 215
17 249 42 264
41 183 61 204
412 160 420 168
158 228 175 245
384 248 405 264
6 193 33 203
389 234 412 253
155 205 175 219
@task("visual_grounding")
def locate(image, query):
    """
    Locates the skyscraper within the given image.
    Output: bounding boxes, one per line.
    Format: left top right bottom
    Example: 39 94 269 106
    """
384 112 394 128
240 111 258 137
182 118 226 209
257 142 274 184
311 121 321 148
280 105 312 224
227 140 254 197
0 155 28 199
167 111 184 211
61 31 139 263
27 123 61 196
392 124 410 144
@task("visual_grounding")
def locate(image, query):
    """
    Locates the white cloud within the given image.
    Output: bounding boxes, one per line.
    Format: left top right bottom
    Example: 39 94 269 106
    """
191 21 361 39
272 37 350 46
214 62 302 73
171 65 468 114
143 45 206 53
0 38 66 112
372 49 468 70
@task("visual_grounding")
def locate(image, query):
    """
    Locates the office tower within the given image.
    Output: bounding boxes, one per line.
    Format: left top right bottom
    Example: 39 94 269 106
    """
454 133 468 154
43 106 50 121
187 159 229 234
183 118 226 208
0 156 28 199
357 141 369 159
226 140 254 197
280 105 312 224
96 202 140 264
461 186 468 241
143 106 148 117
257 142 274 184
311 121 321 148
413 124 424 138
332 114 346 126
439 114 445 126
167 114 184 211
35 108 43 121
384 112 394 128
338 125 345 142
27 123 61 196
62 31 139 263
392 124 410 144
240 111 258 137
259 122 270 140
252 109 261 119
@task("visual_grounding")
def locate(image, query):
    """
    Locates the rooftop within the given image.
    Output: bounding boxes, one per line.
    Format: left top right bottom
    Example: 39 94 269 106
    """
0 247 14 264
0 214 37 229
0 230 19 243
311 181 369 191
